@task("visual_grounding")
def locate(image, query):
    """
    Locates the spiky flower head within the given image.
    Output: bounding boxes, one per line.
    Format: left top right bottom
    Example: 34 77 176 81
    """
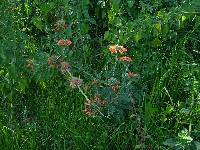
70 77 83 88
60 62 71 74
127 72 139 78
109 45 128 54
57 39 72 47
118 56 132 62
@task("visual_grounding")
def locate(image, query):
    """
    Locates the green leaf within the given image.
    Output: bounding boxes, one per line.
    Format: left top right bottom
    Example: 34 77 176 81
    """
40 2 55 15
80 23 89 34
112 0 121 10
182 16 186 22
127 0 134 8
145 101 158 117
108 10 116 23
152 38 161 47
82 0 89 5
104 31 112 41
33 0 40 6
134 32 142 43
165 105 174 115
162 24 169 35
182 0 200 12
154 23 161 32
32 17 43 30
127 22 134 32
17 78 28 94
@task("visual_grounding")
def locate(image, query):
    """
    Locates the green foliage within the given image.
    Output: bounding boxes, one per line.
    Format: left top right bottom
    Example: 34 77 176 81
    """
0 0 200 149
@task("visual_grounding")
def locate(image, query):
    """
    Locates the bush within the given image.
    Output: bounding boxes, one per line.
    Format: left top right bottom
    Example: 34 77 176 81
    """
0 0 200 149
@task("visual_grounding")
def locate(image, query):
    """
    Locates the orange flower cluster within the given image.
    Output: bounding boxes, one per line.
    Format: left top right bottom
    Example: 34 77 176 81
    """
118 56 132 62
47 55 71 75
83 102 94 116
108 45 132 62
111 84 119 93
93 95 107 107
47 55 61 69
111 81 120 93
47 55 83 90
109 45 127 54
60 62 71 74
57 39 72 47
83 95 107 117
118 47 128 54
70 77 83 88
109 45 118 54
127 72 139 78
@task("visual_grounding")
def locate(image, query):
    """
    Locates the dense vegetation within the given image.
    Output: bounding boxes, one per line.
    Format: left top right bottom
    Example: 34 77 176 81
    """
0 0 200 149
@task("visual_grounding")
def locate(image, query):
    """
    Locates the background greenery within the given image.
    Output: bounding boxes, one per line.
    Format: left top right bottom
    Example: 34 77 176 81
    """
0 0 200 149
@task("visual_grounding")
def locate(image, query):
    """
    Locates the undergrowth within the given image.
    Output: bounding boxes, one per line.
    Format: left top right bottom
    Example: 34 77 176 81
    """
0 0 200 149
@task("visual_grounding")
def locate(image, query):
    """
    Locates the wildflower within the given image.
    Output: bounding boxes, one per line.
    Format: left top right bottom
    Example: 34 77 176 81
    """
83 102 94 116
111 84 119 92
109 45 117 54
83 108 93 116
47 55 61 69
65 39 72 45
57 39 66 46
118 56 132 62
93 95 107 107
128 72 139 78
60 62 71 74
109 45 128 54
70 77 83 88
57 39 72 47
118 47 127 54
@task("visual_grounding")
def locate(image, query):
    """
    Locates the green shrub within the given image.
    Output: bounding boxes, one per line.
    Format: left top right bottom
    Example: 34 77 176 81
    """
0 0 200 149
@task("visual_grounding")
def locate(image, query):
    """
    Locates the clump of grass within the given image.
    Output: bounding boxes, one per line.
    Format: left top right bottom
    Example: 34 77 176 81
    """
0 1 200 149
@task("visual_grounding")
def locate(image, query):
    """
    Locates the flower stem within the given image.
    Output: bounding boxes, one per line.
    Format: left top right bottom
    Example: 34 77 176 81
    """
78 86 91 103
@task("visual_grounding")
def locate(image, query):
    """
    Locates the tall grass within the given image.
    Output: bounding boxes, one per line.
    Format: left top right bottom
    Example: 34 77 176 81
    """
0 0 200 149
